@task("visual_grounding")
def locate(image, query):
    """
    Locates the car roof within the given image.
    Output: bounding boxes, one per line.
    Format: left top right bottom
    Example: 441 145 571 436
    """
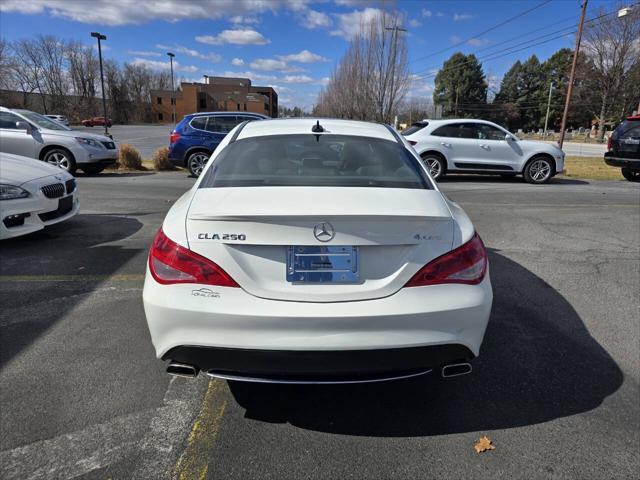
236 118 398 142
188 111 267 118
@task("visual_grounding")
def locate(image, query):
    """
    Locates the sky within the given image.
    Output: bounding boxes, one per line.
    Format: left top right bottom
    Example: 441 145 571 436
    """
0 0 620 109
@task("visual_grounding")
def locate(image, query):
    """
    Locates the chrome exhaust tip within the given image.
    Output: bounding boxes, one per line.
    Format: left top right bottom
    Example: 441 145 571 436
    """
441 362 472 378
166 361 199 378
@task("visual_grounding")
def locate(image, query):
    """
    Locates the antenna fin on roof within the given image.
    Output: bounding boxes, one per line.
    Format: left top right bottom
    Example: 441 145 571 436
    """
311 120 324 133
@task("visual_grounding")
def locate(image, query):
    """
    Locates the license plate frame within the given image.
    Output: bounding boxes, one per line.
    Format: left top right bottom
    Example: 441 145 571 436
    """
287 246 359 284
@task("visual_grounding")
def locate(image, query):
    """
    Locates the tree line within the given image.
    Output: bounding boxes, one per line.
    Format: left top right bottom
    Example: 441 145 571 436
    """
313 5 638 139
0 35 172 123
431 5 639 139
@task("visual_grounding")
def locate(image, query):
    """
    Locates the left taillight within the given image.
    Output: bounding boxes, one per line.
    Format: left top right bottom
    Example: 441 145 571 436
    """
169 131 180 144
148 228 239 287
404 233 488 287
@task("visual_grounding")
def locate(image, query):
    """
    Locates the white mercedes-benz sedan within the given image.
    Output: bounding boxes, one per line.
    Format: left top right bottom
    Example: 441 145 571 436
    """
143 118 493 383
0 152 79 240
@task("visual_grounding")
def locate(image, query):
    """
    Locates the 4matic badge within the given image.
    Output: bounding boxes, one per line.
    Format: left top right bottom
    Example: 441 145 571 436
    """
198 233 246 240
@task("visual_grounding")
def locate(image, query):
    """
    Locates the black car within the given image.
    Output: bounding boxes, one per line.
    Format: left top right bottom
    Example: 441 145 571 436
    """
604 115 640 182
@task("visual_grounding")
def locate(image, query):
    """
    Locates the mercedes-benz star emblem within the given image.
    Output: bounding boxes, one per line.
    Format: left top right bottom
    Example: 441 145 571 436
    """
313 222 335 242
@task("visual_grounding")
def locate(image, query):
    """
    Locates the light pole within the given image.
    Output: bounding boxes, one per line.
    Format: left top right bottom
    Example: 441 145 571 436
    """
558 0 588 149
167 52 176 125
543 82 554 138
91 31 109 137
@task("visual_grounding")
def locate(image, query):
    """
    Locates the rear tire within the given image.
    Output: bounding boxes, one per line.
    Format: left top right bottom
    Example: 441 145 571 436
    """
523 156 553 184
187 151 211 177
621 168 640 182
43 148 77 175
81 165 105 175
420 153 446 181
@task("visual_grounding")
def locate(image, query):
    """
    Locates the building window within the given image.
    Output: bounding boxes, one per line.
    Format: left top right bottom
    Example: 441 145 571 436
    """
237 103 241 111
158 113 163 121
171 98 176 105
157 97 162 105
244 103 247 111
199 98 206 109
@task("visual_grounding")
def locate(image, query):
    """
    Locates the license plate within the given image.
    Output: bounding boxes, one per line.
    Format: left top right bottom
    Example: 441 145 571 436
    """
287 246 359 283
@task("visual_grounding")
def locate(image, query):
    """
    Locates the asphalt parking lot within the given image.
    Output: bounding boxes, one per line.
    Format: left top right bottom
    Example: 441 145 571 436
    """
1 173 638 479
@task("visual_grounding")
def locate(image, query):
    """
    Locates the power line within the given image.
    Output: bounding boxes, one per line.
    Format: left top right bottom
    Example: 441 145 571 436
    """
410 2 639 82
410 0 553 66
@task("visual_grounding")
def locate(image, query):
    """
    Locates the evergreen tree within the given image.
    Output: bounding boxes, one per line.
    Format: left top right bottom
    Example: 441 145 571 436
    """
433 53 487 117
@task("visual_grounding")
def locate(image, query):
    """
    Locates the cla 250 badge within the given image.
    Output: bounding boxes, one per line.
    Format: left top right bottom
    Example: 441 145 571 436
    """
198 233 246 241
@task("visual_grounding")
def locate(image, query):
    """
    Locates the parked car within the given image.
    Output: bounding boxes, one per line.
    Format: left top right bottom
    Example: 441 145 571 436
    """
0 107 118 175
168 112 268 176
0 152 79 240
402 119 565 184
143 118 493 383
604 115 640 182
45 114 70 126
81 116 112 127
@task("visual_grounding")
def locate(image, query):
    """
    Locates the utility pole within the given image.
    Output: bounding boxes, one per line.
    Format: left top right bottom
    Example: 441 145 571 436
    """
385 25 407 123
91 31 109 138
558 0 588 149
543 82 554 137
167 52 176 126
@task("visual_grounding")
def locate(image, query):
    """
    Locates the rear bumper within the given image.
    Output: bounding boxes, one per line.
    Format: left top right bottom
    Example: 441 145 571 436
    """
164 344 474 381
604 153 640 169
143 270 493 377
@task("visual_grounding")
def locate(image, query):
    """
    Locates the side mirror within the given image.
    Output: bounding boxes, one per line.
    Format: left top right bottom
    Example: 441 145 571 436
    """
505 134 515 142
16 121 32 134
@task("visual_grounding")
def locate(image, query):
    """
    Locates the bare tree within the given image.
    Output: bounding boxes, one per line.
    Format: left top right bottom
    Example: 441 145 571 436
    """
315 10 409 123
582 5 640 139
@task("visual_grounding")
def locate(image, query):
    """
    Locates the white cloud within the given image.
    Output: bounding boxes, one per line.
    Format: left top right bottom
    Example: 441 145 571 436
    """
330 8 383 39
282 75 314 83
450 35 463 44
130 58 198 72
250 58 288 71
229 14 258 25
196 29 269 45
157 44 221 62
409 19 421 28
299 9 332 29
467 38 491 47
277 50 328 63
231 58 245 66
453 13 473 21
316 77 331 86
221 70 278 82
92 44 111 51
127 50 161 57
421 9 432 18
0 0 284 26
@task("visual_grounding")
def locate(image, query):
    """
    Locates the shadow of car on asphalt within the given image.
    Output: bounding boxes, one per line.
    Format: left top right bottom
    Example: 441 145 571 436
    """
228 249 622 436
0 213 144 368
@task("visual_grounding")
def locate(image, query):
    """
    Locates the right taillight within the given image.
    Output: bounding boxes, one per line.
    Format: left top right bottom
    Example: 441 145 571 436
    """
148 228 239 287
607 136 612 151
404 233 488 287
169 132 180 144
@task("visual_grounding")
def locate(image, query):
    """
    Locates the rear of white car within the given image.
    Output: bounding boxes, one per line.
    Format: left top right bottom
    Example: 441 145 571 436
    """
143 119 492 383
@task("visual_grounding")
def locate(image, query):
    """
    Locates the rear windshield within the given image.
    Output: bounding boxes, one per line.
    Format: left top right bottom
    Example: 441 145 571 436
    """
199 134 431 189
613 120 640 139
401 121 428 136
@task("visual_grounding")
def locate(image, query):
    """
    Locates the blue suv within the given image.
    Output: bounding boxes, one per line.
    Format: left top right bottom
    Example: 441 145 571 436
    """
169 112 268 176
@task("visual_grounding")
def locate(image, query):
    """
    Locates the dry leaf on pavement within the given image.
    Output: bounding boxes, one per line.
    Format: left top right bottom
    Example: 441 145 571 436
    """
474 436 496 453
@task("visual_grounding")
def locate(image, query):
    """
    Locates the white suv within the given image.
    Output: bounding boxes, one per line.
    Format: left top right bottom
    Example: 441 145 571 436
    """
402 119 565 184
0 107 118 175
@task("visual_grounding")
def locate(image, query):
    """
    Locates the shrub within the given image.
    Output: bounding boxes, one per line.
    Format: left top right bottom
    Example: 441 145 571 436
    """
118 143 143 170
152 146 175 171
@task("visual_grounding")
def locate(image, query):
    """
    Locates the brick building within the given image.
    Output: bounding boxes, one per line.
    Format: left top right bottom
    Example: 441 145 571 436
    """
151 76 277 123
